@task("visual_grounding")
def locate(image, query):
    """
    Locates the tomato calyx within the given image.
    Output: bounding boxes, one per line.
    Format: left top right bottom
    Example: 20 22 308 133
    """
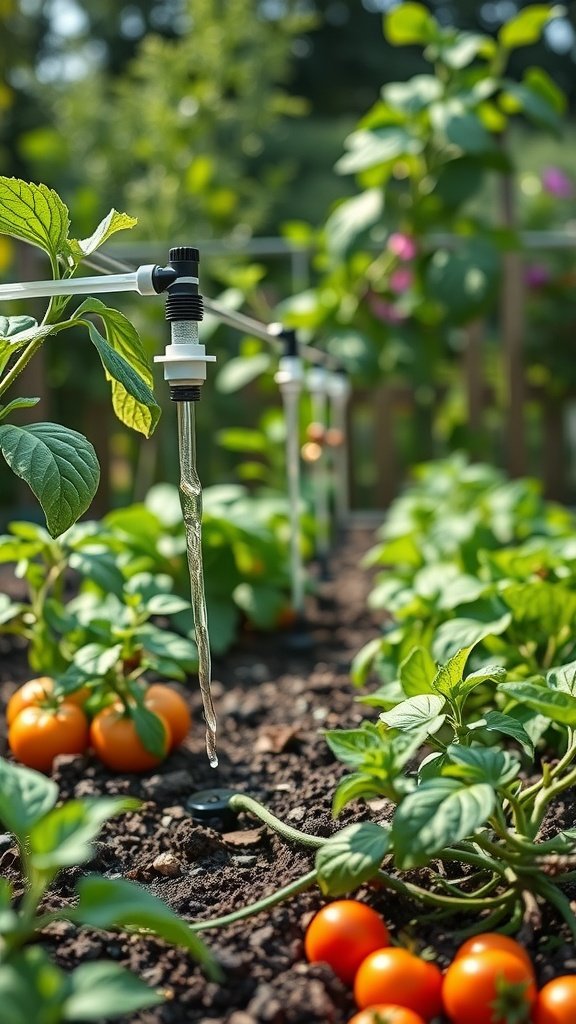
490 972 535 1024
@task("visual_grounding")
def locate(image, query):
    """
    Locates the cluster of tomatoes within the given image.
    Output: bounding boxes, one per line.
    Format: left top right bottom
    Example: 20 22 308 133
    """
304 899 575 1023
6 676 191 774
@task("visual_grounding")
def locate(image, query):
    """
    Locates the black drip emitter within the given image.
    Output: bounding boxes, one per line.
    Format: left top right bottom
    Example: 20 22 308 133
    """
154 246 215 398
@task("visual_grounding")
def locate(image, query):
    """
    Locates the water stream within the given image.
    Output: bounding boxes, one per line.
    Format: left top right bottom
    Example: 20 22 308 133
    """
176 400 218 767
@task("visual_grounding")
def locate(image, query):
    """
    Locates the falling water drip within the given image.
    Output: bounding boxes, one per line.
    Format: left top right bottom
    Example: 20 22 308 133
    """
176 400 218 767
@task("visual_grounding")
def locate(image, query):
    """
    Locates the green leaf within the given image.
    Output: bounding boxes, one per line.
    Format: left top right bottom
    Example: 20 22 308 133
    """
67 549 126 597
437 32 496 69
324 724 385 769
0 177 70 259
431 642 477 699
0 757 58 838
380 694 446 733
0 397 41 422
331 773 388 816
63 961 162 1020
73 875 223 980
444 745 520 788
548 660 576 694
216 427 268 453
0 947 69 1024
502 582 576 634
431 103 494 154
0 593 26 625
70 209 137 258
500 80 563 133
392 779 495 867
325 188 384 257
432 613 511 662
145 593 191 616
477 710 534 756
499 681 576 726
425 238 501 323
0 422 100 537
456 664 507 700
316 822 390 896
29 797 139 875
131 703 169 758
383 75 442 113
336 127 423 175
399 646 437 696
385 2 437 45
74 299 160 438
139 624 198 668
351 636 385 686
215 352 271 393
0 315 37 337
232 581 286 629
73 642 122 677
499 4 564 49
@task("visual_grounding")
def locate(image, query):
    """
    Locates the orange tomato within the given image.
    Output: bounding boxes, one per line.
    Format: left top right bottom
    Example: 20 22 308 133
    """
90 703 171 773
534 975 576 1023
454 933 534 974
144 684 191 749
347 1008 426 1024
304 900 390 985
8 702 89 772
354 948 443 1020
7 677 90 725
442 949 537 1024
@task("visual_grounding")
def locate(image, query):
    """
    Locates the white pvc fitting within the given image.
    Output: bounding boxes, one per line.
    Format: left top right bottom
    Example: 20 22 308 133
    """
274 355 304 393
307 366 329 395
154 342 216 385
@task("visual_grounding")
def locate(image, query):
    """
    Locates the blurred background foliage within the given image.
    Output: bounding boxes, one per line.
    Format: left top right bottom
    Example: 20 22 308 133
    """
2 0 576 519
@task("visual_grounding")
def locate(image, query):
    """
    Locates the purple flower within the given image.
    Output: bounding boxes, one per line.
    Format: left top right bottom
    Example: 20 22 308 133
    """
387 232 418 261
542 167 573 199
524 263 551 289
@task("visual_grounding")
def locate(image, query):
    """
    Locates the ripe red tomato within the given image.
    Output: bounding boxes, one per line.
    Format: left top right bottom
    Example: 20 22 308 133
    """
144 684 191 749
347 1006 426 1024
90 703 171 773
442 949 537 1024
8 702 89 772
354 948 443 1020
7 677 90 725
533 975 576 1023
304 900 390 985
455 933 534 974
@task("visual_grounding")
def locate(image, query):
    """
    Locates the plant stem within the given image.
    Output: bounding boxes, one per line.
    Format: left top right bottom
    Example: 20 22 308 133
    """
375 869 513 911
191 869 318 931
531 876 576 943
228 794 327 849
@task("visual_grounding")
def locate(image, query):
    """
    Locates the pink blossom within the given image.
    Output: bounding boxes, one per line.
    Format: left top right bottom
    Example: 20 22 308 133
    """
389 267 414 293
368 293 408 324
387 232 418 261
524 263 551 289
542 167 573 199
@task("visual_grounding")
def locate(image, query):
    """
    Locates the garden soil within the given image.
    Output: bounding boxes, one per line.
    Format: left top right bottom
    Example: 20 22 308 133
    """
1 524 576 1024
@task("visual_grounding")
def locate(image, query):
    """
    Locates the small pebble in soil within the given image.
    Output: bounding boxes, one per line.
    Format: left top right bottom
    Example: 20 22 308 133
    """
151 852 183 876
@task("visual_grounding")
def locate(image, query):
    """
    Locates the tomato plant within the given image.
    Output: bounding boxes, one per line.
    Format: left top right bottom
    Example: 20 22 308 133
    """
533 975 576 1024
347 1007 426 1024
304 900 389 984
90 703 171 772
8 702 89 772
442 949 537 1024
454 933 534 974
143 683 191 749
354 948 443 1020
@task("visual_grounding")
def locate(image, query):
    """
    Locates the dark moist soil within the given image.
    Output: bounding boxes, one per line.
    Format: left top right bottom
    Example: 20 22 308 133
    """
1 525 576 1024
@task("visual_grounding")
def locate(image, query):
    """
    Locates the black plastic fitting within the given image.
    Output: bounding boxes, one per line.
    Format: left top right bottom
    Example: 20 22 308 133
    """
164 246 205 403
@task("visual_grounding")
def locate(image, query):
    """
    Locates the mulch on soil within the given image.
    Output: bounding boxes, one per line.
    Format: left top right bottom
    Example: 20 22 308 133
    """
1 524 575 1024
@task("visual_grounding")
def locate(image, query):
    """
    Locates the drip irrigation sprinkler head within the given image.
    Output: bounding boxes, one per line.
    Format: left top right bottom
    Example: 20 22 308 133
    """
154 246 216 401
186 788 240 832
307 365 329 396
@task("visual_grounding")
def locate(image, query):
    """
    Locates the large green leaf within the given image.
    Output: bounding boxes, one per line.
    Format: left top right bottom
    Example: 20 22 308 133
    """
315 822 390 896
336 127 423 176
430 102 494 153
477 710 534 756
29 797 139 875
73 875 222 980
444 745 520 788
385 2 437 45
0 177 70 259
63 962 162 1020
380 694 446 734
74 299 160 437
383 75 442 113
393 778 495 867
0 947 69 1024
325 188 384 257
499 681 576 726
0 422 100 537
432 613 511 662
499 5 563 49
399 646 437 696
424 238 501 322
0 757 58 838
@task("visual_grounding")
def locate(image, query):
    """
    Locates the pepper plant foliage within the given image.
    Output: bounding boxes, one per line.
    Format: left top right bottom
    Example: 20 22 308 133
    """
0 756 221 1022
0 178 159 537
